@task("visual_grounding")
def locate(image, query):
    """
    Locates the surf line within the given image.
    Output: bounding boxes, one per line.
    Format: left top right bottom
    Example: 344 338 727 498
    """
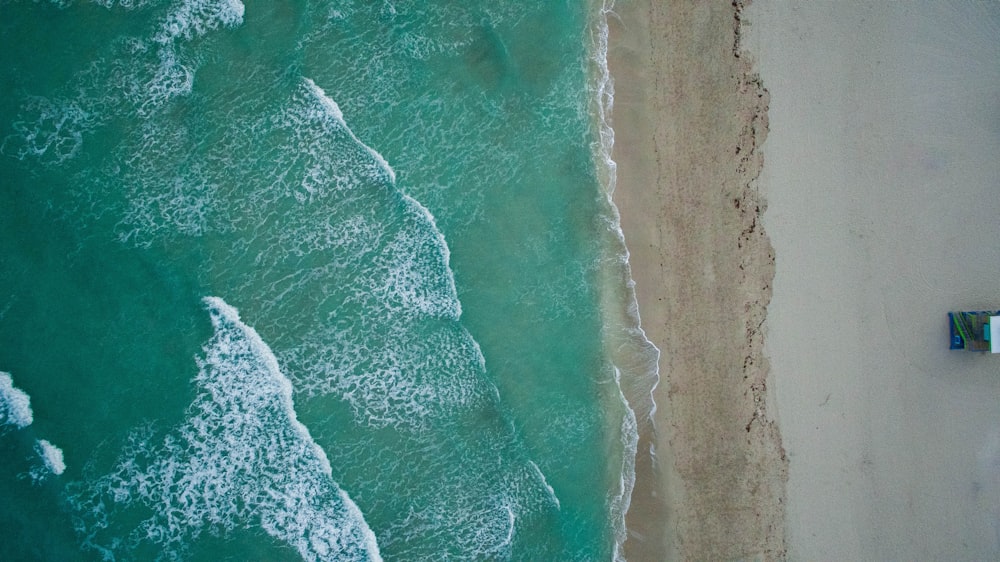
589 1 664 559
302 77 464 320
69 298 382 561
202 296 383 561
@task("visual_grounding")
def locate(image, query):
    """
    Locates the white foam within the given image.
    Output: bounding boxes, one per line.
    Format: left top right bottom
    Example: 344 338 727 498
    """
303 78 397 184
379 476 523 560
7 0 247 167
1 97 92 164
527 461 560 510
602 10 662 389
284 323 483 430
141 49 195 109
36 439 66 475
121 174 218 241
298 77 462 322
400 194 461 318
0 371 33 430
91 0 159 9
588 4 662 557
70 297 382 561
202 297 336 477
372 225 461 321
609 367 638 562
155 0 245 43
500 503 516 551
303 78 345 123
121 0 246 114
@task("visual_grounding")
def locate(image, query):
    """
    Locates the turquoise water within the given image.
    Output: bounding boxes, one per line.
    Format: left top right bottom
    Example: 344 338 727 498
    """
0 0 657 559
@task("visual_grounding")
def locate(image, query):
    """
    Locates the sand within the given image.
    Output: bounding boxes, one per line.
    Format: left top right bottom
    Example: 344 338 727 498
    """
744 2 1000 559
610 0 1000 560
609 1 786 559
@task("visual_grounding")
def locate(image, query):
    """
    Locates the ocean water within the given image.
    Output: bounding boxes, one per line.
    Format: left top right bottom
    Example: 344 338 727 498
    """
0 0 658 560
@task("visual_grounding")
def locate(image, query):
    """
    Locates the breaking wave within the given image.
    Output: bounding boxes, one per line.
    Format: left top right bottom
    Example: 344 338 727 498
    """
28 439 68 483
0 371 34 430
36 439 67 475
68 297 381 561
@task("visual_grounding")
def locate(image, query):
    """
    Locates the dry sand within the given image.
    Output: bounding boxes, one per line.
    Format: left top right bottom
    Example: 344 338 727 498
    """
610 0 1000 560
609 1 786 559
744 2 1000 559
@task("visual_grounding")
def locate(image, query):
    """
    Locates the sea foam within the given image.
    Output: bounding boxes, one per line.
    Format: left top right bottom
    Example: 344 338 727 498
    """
1 373 67 482
610 367 638 562
528 460 561 510
589 3 662 559
0 371 33 430
5 0 247 166
35 439 66 475
69 297 381 561
91 0 159 9
300 78 459 320
1 97 92 164
138 0 245 112
156 0 244 42
303 78 397 185
26 438 68 484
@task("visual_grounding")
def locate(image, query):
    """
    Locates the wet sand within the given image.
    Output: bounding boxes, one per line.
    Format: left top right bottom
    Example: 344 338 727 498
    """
608 1 787 559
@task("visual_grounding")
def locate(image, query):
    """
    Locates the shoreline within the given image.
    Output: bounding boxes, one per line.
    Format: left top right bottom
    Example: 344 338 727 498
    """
607 1 787 559
588 3 663 558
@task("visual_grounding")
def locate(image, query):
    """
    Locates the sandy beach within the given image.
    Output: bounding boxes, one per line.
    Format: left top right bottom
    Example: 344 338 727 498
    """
609 1 786 559
611 0 1000 560
745 2 1000 559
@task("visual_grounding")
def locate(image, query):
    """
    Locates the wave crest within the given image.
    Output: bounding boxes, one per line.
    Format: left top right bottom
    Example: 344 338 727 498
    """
0 371 34 430
68 297 381 561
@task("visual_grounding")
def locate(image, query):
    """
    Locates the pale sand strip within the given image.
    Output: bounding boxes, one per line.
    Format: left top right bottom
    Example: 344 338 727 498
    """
745 2 1000 559
609 1 786 559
